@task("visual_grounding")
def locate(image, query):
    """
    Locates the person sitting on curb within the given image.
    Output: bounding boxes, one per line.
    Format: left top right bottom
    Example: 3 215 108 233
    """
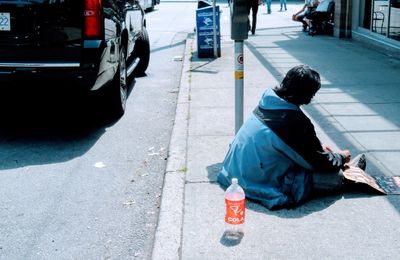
292 0 318 32
217 65 366 210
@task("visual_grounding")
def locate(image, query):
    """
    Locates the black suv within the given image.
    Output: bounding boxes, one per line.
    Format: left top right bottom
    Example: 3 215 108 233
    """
0 0 150 119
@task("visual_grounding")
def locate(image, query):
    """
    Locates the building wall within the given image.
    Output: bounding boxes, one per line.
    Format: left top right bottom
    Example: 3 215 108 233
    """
334 0 353 38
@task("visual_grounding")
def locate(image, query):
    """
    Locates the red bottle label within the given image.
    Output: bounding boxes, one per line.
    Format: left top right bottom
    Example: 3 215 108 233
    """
225 198 245 225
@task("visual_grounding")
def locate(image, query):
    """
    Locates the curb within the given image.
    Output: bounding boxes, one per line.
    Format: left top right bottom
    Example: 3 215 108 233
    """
151 32 194 260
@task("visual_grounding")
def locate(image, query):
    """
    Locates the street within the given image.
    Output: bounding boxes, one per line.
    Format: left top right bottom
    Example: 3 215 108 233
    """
2 0 399 259
0 1 197 259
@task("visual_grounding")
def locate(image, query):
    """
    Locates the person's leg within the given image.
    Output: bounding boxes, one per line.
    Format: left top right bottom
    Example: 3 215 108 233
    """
266 0 271 13
297 14 308 31
251 4 258 34
312 154 368 195
283 0 287 10
304 17 312 30
279 0 283 11
306 11 318 35
311 12 329 34
247 4 252 32
312 170 344 195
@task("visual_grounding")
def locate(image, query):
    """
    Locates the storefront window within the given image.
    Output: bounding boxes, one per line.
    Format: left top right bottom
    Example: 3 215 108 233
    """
361 0 400 41
370 0 400 40
388 0 400 40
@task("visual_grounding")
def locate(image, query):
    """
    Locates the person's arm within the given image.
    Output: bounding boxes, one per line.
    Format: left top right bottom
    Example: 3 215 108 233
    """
323 145 351 163
293 4 307 17
299 122 351 171
276 111 350 171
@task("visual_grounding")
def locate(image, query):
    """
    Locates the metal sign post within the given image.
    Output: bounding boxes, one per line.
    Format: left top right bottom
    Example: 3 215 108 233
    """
230 0 248 133
234 41 244 133
212 0 218 58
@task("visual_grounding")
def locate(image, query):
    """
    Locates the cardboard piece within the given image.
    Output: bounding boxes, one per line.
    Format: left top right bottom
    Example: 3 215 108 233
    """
342 166 400 195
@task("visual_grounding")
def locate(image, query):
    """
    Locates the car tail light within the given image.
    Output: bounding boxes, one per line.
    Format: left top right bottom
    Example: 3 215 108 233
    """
84 0 103 38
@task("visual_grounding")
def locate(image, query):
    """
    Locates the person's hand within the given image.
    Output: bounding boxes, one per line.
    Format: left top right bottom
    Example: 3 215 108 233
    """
322 145 333 152
292 14 296 21
339 149 351 163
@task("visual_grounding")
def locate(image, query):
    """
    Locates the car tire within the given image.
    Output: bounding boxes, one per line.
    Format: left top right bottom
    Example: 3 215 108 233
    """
132 27 150 77
106 46 128 120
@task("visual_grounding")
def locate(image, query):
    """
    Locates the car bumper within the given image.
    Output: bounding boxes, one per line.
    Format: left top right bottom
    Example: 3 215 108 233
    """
0 62 99 90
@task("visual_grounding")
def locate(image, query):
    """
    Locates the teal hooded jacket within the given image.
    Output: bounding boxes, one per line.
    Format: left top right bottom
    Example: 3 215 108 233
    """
218 88 345 209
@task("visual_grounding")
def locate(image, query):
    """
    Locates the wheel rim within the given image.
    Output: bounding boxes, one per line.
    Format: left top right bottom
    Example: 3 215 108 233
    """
119 51 127 111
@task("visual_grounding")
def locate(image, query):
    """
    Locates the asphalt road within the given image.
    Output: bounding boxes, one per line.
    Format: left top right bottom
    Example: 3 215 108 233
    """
0 1 197 259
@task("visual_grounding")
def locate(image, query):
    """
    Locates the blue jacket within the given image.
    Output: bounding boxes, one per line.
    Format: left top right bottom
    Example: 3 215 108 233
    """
218 88 345 209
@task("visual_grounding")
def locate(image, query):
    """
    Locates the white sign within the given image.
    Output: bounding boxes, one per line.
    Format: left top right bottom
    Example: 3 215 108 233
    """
0 12 11 31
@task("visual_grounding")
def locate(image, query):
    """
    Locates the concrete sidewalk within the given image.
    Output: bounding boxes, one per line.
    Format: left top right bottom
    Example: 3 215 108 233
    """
153 3 400 259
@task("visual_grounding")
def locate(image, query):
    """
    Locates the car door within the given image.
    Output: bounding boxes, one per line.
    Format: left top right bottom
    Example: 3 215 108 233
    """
125 0 143 57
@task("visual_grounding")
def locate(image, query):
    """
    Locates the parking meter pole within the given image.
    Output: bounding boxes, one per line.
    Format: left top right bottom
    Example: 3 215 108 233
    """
231 0 248 133
234 40 244 133
212 0 218 58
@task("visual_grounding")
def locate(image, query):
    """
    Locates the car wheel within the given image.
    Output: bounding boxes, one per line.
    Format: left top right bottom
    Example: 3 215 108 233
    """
107 46 128 120
132 27 150 76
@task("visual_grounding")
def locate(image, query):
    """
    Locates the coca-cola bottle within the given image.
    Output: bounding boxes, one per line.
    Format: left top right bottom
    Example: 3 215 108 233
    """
224 178 245 240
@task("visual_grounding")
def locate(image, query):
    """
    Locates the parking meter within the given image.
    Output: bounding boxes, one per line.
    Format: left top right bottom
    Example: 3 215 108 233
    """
230 0 249 40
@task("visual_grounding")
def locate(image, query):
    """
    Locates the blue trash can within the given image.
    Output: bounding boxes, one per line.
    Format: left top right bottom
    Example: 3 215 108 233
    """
196 2 221 58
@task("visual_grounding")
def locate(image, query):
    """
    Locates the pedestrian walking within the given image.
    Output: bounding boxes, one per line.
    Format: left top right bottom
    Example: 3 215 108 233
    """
280 0 287 11
264 0 271 14
248 0 260 35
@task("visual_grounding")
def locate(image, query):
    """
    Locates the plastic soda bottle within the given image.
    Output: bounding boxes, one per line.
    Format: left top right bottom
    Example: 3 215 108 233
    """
224 178 245 239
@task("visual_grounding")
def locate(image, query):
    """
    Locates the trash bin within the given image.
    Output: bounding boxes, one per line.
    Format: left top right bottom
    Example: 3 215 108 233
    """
196 1 221 58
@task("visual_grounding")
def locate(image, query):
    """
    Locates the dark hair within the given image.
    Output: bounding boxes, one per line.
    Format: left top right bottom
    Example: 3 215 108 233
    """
274 65 321 105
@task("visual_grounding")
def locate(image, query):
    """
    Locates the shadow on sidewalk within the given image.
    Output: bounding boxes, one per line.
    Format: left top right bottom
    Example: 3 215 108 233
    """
244 30 400 214
207 162 383 218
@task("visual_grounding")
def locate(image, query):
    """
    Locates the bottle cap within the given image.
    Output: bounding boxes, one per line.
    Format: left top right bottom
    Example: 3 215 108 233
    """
232 178 238 184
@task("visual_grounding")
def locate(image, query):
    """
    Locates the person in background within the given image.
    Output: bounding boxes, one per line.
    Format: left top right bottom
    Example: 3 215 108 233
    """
248 0 260 35
304 0 334 35
280 0 287 11
218 65 366 210
264 0 272 14
292 0 318 31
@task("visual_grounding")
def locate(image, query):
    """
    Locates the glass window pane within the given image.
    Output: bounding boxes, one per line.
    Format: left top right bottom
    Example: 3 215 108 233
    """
372 0 388 35
389 0 400 40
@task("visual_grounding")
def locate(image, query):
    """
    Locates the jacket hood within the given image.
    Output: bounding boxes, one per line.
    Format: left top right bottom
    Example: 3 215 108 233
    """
258 88 300 111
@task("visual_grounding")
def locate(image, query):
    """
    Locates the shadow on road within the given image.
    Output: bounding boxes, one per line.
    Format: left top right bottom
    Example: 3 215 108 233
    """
0 79 135 170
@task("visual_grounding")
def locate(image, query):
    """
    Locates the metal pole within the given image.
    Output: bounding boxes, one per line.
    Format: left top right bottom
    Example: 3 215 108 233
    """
212 0 218 58
234 40 244 133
